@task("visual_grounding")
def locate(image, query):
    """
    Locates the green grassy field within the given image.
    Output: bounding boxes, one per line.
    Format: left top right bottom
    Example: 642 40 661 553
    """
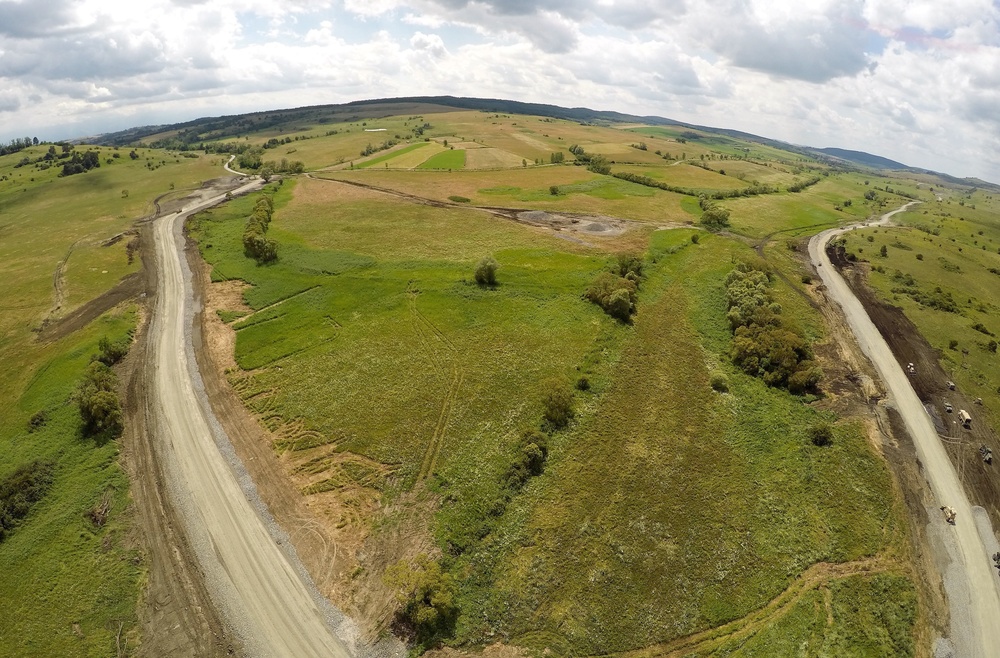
839 195 1000 432
190 149 913 655
418 149 467 169
13 103 975 656
0 145 212 656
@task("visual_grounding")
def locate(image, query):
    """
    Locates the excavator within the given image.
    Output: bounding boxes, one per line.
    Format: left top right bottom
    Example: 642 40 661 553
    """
941 506 957 525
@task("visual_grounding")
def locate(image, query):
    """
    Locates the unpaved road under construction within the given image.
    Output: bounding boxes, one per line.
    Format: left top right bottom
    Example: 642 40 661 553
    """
148 176 352 657
810 203 1000 657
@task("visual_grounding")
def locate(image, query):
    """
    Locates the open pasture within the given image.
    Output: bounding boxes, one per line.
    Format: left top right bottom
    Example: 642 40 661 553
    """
0 144 209 656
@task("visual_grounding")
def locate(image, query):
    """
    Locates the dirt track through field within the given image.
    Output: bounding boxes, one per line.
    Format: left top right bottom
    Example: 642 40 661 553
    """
148 178 356 657
810 203 1000 657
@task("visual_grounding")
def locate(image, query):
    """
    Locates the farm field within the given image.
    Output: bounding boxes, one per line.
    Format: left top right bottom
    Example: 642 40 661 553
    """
184 105 932 655
14 98 998 656
0 145 214 655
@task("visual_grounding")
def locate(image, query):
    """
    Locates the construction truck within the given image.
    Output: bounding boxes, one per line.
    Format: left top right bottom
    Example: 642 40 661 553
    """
981 445 993 464
959 409 972 429
941 506 957 525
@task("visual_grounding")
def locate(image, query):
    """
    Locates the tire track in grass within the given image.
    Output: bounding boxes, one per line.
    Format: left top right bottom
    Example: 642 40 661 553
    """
603 555 897 658
408 287 464 481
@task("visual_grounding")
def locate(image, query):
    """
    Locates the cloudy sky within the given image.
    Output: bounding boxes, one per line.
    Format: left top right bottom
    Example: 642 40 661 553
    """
2 0 999 182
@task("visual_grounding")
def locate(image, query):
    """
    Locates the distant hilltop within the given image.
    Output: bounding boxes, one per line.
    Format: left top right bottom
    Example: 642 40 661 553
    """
93 95 999 191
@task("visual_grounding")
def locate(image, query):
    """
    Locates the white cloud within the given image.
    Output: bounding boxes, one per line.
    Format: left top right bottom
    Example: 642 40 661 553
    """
0 0 997 181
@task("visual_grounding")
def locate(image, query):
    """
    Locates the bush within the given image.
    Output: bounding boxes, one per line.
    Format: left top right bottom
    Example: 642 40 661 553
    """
808 420 834 447
447 195 470 203
27 410 47 432
691 233 700 244
585 272 637 322
95 336 129 366
949 339 959 350
615 253 644 280
505 429 550 490
384 554 457 643
542 379 573 429
549 185 560 196
0 461 55 542
473 257 498 286
801 274 812 284
710 372 729 393
701 205 731 230
575 376 591 391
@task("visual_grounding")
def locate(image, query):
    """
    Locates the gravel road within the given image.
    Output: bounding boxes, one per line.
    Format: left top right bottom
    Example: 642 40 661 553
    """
149 179 353 658
809 203 1000 657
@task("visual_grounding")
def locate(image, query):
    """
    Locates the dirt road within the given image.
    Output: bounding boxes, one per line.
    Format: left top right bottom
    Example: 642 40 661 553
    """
810 204 1000 657
149 180 353 657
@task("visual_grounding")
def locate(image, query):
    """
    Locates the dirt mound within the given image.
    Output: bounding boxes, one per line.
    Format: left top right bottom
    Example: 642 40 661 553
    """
514 210 627 236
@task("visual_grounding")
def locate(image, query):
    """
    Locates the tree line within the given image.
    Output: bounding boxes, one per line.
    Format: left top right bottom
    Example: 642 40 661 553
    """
726 263 821 394
243 195 277 263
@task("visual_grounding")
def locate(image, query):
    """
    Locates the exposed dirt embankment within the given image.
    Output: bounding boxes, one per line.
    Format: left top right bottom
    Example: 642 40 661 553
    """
118 222 237 658
827 246 1000 537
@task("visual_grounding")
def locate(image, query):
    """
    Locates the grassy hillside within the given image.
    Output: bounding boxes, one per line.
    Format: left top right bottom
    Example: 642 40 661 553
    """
0 144 213 656
184 106 929 655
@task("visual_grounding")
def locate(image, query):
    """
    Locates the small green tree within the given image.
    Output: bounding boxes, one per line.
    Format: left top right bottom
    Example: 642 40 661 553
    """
701 206 731 231
474 257 498 286
880 245 888 257
75 362 123 438
384 554 457 642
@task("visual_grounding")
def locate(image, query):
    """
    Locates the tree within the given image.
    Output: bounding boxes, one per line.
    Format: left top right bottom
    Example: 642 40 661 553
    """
260 166 274 182
701 205 731 230
75 362 123 438
585 271 637 321
880 245 888 257
383 554 457 642
550 151 565 164
587 155 611 175
473 257 498 286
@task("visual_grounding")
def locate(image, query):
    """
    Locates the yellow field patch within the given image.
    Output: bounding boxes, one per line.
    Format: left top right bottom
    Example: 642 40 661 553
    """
465 147 526 169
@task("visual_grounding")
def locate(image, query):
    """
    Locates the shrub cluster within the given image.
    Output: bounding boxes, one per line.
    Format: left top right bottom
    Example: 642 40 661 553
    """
95 336 130 366
60 150 101 177
243 195 277 263
787 176 821 193
0 460 54 543
75 362 124 438
586 272 637 322
383 554 457 645
584 254 643 322
889 270 958 313
726 263 821 393
700 199 731 231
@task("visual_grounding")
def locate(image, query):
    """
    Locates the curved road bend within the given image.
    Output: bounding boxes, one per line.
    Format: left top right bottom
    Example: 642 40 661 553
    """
149 178 351 657
809 203 1000 656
